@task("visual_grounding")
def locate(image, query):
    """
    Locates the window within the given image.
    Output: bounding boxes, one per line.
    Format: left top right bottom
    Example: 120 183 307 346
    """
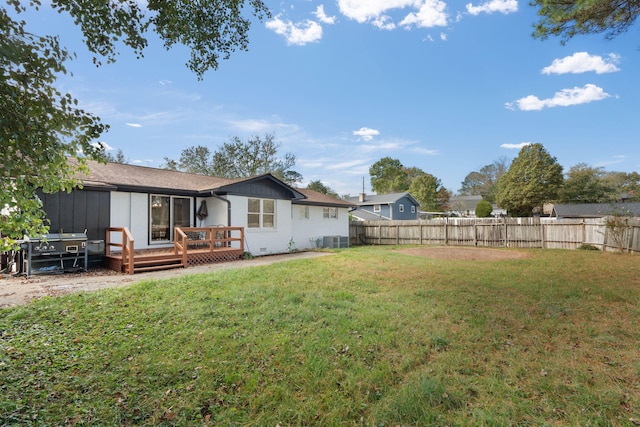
373 204 381 212
399 204 405 212
299 205 309 219
248 198 276 229
411 205 416 213
150 195 191 242
323 207 338 219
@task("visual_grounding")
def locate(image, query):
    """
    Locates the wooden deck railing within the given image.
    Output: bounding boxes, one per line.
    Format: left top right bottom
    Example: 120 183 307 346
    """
106 227 135 275
176 226 244 252
173 227 188 268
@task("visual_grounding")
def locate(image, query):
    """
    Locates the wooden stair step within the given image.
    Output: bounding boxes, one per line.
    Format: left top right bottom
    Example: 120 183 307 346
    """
134 264 185 273
131 258 183 267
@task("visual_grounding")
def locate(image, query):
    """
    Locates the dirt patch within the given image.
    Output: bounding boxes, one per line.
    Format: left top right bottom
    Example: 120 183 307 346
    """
398 246 530 261
0 252 331 309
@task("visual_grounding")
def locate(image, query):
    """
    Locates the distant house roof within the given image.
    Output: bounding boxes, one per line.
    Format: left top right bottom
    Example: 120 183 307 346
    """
346 192 420 207
350 210 390 221
449 195 483 212
551 202 640 218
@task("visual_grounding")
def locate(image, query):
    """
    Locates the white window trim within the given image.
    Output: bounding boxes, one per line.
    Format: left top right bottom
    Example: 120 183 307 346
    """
323 207 338 219
248 198 276 229
149 194 191 244
399 204 405 212
373 204 381 212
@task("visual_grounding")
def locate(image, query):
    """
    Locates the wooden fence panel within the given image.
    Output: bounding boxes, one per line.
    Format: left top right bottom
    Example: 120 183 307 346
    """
349 218 640 253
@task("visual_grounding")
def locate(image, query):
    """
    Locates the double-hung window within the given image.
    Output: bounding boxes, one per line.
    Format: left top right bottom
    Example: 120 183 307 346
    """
248 198 275 229
323 207 338 219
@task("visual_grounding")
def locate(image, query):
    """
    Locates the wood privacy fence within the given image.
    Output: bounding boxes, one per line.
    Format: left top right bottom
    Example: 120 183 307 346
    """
349 217 640 253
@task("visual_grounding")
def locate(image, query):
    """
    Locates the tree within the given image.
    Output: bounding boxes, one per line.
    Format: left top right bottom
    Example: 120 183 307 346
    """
458 157 508 203
532 0 640 44
101 148 128 164
559 163 617 203
306 180 339 198
166 133 302 185
369 157 412 194
408 174 450 212
495 143 564 217
1 10 106 250
475 200 493 218
1 0 270 250
603 171 640 201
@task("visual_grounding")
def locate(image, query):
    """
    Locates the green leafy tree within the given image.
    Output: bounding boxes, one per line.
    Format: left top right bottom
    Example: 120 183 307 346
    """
495 143 564 217
532 0 639 44
369 157 412 193
100 148 128 164
475 199 493 218
408 174 450 212
166 133 302 185
1 0 270 250
559 163 617 203
1 10 106 250
603 171 640 201
306 180 338 198
459 157 508 203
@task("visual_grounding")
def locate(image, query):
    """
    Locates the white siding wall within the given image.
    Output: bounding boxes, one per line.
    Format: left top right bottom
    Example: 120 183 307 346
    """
195 196 229 227
110 192 151 249
226 195 292 256
291 205 350 250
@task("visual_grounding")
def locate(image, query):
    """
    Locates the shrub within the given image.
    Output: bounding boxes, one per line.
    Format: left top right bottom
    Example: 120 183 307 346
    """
578 243 600 251
475 200 493 218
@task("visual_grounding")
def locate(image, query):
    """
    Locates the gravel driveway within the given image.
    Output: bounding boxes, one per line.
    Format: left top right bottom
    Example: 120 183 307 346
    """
0 251 331 308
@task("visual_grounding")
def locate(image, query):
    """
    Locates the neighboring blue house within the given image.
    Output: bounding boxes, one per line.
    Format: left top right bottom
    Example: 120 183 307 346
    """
347 192 420 221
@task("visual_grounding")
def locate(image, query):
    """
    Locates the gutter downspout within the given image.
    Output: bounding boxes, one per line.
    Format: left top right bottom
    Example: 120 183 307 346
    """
211 191 231 226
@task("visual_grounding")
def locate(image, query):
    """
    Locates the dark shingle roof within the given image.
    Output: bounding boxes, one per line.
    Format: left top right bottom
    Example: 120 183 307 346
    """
73 159 238 193
293 188 355 208
552 202 640 218
71 159 351 207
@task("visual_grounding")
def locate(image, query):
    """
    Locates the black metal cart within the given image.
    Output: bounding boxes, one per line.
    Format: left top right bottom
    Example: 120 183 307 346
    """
21 233 88 276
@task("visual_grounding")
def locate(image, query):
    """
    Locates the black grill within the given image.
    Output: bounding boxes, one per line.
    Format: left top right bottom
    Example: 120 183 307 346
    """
22 233 88 276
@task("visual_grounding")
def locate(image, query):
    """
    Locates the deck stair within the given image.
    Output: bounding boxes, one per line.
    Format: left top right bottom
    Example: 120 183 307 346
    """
123 253 185 273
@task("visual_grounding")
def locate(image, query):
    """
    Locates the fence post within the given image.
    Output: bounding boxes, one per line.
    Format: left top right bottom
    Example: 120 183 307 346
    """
540 222 545 249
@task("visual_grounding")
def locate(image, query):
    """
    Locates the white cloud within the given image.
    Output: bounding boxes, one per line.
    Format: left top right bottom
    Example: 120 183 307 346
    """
266 15 323 45
372 15 396 30
353 127 380 141
501 142 531 149
541 52 621 75
506 84 611 111
412 147 439 155
158 80 172 86
361 141 402 152
126 122 142 128
91 141 113 151
338 0 448 29
399 0 448 28
466 0 518 15
337 0 414 23
440 32 447 41
313 5 336 24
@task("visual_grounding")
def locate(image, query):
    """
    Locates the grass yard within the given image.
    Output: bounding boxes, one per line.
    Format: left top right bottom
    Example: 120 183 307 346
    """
1 246 639 426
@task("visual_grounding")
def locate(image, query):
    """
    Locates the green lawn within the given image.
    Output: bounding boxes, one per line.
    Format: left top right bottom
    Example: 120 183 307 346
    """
1 247 639 426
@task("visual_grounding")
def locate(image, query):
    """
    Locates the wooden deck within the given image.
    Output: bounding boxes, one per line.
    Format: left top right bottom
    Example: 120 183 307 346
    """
105 226 244 274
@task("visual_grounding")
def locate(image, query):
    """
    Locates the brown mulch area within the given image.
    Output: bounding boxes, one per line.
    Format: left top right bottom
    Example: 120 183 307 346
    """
397 246 530 261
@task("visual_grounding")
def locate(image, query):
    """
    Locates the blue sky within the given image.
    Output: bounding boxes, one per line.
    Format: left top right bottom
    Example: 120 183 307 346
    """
20 0 640 196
